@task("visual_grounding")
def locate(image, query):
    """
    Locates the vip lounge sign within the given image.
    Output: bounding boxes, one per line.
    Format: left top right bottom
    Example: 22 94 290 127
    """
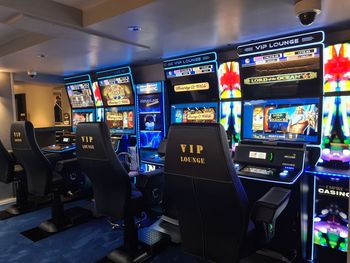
237 31 324 56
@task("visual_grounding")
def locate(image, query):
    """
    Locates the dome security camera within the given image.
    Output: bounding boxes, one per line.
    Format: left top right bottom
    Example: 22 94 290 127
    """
295 0 321 26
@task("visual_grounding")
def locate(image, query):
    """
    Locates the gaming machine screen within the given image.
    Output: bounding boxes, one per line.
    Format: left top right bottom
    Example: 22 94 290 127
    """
220 101 242 143
166 63 219 104
66 82 95 108
171 102 218 124
240 46 323 99
72 109 95 132
91 81 104 107
104 106 135 135
99 76 134 107
321 96 350 163
243 97 321 144
138 93 164 149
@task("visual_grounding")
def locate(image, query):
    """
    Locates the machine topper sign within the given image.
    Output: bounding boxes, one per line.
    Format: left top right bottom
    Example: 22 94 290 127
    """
238 31 324 56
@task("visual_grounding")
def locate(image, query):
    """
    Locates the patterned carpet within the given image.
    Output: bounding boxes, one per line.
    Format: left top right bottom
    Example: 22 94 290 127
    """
0 200 196 263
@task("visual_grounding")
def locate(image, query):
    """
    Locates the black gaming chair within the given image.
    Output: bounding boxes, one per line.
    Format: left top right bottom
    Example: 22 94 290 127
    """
0 139 28 218
77 122 158 262
11 121 91 237
164 123 291 263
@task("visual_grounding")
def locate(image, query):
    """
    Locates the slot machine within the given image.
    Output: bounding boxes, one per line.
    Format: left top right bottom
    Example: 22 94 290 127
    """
164 52 220 125
135 82 167 172
305 42 350 263
235 31 325 262
95 67 136 153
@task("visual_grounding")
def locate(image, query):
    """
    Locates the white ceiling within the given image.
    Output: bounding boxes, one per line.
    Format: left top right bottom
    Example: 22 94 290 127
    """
52 0 108 10
0 0 349 77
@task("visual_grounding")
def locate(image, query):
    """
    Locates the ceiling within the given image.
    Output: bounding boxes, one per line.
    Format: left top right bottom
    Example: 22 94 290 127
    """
0 0 349 77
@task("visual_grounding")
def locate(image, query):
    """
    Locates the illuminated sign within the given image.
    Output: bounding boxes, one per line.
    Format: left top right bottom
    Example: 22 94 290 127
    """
238 31 324 56
244 72 317 85
174 82 210 92
96 67 131 78
166 65 214 78
136 82 162 94
163 52 217 68
106 113 123 121
187 108 215 121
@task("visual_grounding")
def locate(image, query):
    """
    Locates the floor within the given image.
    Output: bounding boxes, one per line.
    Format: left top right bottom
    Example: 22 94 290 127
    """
0 200 196 263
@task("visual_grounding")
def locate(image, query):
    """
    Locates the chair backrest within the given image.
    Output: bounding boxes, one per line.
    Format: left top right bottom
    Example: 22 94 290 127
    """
10 121 52 196
157 139 167 156
76 122 131 219
164 123 249 263
0 139 15 184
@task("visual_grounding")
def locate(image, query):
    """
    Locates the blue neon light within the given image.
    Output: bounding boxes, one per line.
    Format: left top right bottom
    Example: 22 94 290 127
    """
306 170 350 178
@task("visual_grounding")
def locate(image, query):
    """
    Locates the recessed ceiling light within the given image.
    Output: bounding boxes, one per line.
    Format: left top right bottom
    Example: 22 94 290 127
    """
128 26 142 32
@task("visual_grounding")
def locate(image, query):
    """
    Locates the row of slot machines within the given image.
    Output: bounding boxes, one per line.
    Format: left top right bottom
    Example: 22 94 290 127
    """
62 31 350 262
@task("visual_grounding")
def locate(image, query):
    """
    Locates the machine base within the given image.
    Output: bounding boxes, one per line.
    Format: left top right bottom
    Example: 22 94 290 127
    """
21 207 92 242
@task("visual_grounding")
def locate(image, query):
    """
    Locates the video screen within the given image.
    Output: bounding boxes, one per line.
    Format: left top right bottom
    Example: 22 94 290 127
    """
220 101 241 143
321 96 350 164
243 98 320 143
324 43 350 93
96 108 104 122
166 63 219 104
136 82 162 95
139 94 162 113
218 61 241 99
91 81 103 107
240 46 322 99
140 131 163 149
99 76 134 106
104 106 135 135
139 113 163 131
72 109 95 132
171 102 218 124
66 82 95 108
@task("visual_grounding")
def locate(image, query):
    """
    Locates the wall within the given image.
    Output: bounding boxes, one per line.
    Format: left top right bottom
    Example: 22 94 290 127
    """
13 83 71 128
0 72 15 200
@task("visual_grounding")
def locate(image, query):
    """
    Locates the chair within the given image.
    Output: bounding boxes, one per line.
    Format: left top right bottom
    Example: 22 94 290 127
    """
164 123 291 263
77 122 162 262
0 139 28 219
11 121 91 239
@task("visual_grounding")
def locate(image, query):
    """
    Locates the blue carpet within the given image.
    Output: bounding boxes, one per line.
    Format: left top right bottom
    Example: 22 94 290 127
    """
0 201 196 263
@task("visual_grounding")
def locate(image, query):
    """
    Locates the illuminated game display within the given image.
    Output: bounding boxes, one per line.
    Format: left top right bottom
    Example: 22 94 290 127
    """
314 176 349 254
324 43 350 93
164 52 220 126
66 82 95 108
64 74 101 133
321 96 350 164
96 67 136 136
104 107 135 135
240 46 323 99
171 102 217 124
243 98 320 143
220 101 241 143
99 76 134 107
136 82 166 171
218 61 241 99
164 52 219 105
72 109 95 132
138 91 164 148
91 81 104 107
